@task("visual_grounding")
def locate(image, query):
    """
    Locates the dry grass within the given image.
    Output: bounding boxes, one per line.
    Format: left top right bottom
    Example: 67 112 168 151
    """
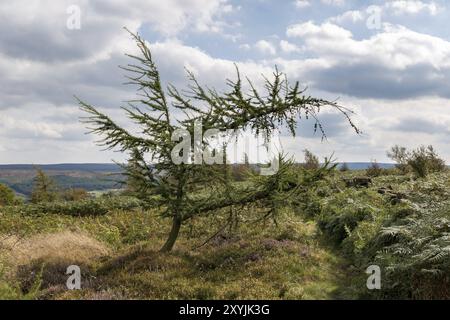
0 231 111 298
0 231 110 268
0 209 348 300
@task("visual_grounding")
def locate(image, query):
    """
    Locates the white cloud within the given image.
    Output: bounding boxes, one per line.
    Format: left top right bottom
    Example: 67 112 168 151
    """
0 0 239 163
255 40 277 55
90 0 236 35
286 22 450 71
326 2 442 29
321 0 346 7
0 0 238 111
150 41 272 85
327 10 365 24
287 21 352 42
294 0 310 8
386 0 440 16
0 0 235 64
239 43 251 50
279 40 302 54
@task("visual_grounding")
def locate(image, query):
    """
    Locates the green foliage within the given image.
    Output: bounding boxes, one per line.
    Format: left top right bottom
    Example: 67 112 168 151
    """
30 169 57 204
2 168 450 299
374 206 450 299
60 188 90 201
0 202 346 300
408 145 446 178
0 262 43 300
315 190 382 247
366 160 383 177
387 145 446 178
2 196 142 217
305 169 450 299
0 184 16 207
0 173 123 197
387 145 410 174
78 30 358 251
368 178 450 299
303 149 320 170
31 171 92 203
122 148 150 198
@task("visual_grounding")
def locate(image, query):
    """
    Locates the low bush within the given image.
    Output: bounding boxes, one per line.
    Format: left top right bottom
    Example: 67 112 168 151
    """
1 196 143 217
366 161 383 177
387 145 446 178
0 184 17 207
60 188 90 201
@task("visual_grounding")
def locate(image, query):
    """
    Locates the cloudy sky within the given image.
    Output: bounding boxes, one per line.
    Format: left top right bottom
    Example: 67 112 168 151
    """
0 0 449 164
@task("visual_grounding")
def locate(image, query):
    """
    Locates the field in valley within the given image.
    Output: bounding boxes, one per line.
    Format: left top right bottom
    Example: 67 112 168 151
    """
0 164 123 197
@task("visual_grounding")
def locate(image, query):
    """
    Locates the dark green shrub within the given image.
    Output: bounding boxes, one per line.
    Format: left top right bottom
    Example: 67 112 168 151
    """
387 145 446 178
0 184 16 206
408 145 446 178
30 169 58 204
318 207 373 246
60 188 90 201
4 196 143 217
366 161 383 177
373 206 450 299
387 145 410 174
303 149 320 170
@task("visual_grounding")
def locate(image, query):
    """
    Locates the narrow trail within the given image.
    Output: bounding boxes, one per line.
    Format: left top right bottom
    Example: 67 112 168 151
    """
300 218 359 300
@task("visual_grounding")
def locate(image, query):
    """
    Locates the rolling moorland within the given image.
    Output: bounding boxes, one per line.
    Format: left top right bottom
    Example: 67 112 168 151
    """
0 164 124 198
0 32 448 301
0 162 392 197
0 157 449 300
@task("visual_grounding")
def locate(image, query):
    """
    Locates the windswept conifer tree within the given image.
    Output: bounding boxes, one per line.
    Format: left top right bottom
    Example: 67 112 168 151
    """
78 30 359 251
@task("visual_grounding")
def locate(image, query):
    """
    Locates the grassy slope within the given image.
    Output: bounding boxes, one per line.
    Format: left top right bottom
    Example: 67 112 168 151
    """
2 169 449 300
0 205 349 300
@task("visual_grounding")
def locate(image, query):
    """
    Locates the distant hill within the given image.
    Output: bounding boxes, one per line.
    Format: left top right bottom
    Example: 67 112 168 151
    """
0 163 122 172
0 163 124 197
339 162 395 170
0 162 396 197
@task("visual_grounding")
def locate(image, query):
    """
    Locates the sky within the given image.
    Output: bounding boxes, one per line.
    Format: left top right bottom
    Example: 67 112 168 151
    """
0 0 450 164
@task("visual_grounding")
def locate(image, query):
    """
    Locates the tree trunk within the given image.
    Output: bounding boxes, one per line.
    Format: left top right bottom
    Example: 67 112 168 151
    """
159 216 182 252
